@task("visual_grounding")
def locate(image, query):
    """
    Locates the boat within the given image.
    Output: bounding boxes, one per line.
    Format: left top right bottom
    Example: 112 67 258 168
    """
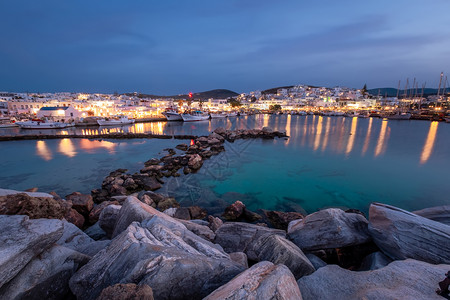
162 109 183 121
445 116 450 123
357 112 370 118
237 112 248 116
97 116 135 126
210 112 227 119
181 111 210 122
385 112 411 120
16 119 71 129
227 112 238 117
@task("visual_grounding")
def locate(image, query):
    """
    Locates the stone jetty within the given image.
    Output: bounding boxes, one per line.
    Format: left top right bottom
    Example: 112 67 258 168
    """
1 128 449 299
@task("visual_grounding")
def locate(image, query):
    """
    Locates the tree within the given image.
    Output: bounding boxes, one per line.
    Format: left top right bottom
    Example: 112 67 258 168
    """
362 84 368 95
269 104 282 111
177 100 184 108
227 98 242 107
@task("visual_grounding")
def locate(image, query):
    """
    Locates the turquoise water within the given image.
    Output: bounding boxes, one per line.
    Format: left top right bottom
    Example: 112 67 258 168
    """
0 115 449 213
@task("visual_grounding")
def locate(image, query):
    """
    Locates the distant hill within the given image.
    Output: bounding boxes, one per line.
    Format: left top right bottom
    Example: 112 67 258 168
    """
367 88 445 97
126 89 239 100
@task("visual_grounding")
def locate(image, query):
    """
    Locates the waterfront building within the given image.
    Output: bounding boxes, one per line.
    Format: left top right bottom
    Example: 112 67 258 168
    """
36 106 82 122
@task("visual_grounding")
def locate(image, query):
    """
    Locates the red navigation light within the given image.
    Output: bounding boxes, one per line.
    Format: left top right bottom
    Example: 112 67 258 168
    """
189 92 193 98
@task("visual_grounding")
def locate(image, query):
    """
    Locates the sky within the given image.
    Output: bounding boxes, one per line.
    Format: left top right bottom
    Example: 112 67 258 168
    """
1 0 450 95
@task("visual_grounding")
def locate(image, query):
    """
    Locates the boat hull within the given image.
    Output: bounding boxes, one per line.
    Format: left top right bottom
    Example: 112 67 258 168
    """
386 113 411 120
210 113 227 119
16 121 69 129
162 112 183 121
97 118 135 126
181 114 210 122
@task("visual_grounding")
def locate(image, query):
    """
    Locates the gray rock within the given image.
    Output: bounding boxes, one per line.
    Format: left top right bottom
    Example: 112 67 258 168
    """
0 215 64 289
96 283 154 300
305 253 327 270
297 259 450 300
214 222 286 259
208 215 223 232
358 251 393 271
163 207 177 217
288 208 371 251
57 221 110 257
69 222 244 300
249 234 315 279
174 207 191 220
112 196 181 238
189 219 209 226
368 202 450 264
204 261 303 300
178 219 216 241
0 188 54 198
413 205 450 226
98 204 121 238
0 245 89 300
84 222 107 241
229 252 248 268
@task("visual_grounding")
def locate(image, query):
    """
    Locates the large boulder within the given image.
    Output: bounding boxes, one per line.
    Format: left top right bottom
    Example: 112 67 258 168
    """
214 222 285 260
368 203 450 264
222 200 246 220
297 259 450 300
88 200 119 224
248 234 315 279
96 283 154 300
65 192 94 217
263 210 304 230
413 205 450 226
98 204 121 238
0 193 68 219
112 196 180 238
57 221 110 257
204 261 303 300
188 154 203 170
0 245 90 300
288 208 371 251
0 215 64 289
69 222 244 300
178 219 216 241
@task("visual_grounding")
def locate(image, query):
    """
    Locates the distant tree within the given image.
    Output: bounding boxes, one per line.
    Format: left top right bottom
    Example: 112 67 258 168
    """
362 84 368 95
269 104 282 111
177 100 184 108
87 110 95 116
227 98 242 107
250 96 257 103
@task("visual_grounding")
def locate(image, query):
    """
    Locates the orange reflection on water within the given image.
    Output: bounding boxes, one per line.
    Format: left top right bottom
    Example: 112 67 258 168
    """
263 114 269 128
79 139 117 154
313 116 323 151
58 138 77 157
420 121 439 164
361 118 373 156
345 117 358 156
374 120 388 157
36 140 53 161
337 118 347 154
285 114 291 145
321 117 331 152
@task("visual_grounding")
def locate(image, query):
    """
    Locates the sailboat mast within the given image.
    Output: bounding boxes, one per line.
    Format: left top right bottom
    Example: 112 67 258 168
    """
437 72 443 97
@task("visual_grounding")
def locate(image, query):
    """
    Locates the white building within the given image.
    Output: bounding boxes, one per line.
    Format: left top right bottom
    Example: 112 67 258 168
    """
36 106 82 122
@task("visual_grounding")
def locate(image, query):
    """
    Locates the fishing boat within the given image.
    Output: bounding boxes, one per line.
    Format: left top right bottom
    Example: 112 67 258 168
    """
97 116 135 126
181 111 210 122
210 112 227 119
16 119 71 129
162 108 183 121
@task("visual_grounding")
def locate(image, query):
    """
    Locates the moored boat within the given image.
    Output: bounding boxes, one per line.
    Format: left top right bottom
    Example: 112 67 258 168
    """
385 112 411 120
0 117 18 128
162 109 183 121
210 112 227 119
16 119 71 129
227 112 238 117
97 116 135 126
181 111 210 122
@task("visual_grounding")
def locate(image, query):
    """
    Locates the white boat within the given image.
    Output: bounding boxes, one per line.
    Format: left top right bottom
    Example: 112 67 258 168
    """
16 119 70 129
227 112 238 117
357 113 370 118
237 112 248 116
162 110 183 121
0 118 18 128
181 111 210 122
97 116 135 126
385 112 411 120
210 112 227 119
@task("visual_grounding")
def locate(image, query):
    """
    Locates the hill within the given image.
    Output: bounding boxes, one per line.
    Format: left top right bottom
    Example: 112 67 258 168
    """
126 89 239 100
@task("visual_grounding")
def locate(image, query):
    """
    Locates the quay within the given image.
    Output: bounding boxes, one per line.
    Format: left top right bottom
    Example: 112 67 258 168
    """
0 132 198 142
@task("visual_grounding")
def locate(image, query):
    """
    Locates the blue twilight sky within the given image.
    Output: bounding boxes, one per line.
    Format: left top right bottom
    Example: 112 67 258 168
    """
1 0 450 95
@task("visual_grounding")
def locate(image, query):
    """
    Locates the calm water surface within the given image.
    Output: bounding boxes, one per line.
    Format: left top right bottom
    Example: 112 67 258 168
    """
1 115 449 214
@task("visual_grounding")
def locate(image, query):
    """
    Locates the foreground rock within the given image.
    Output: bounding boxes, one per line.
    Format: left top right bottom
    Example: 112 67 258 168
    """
0 245 89 300
368 203 450 264
0 188 54 198
96 283 154 300
248 234 315 279
214 222 285 260
0 215 64 289
413 205 450 226
0 192 68 219
204 261 302 300
288 208 372 251
69 221 244 300
358 251 393 271
297 259 450 300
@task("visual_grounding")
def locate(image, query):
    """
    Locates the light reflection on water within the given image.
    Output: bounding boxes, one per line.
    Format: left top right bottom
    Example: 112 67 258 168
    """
1 115 449 213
